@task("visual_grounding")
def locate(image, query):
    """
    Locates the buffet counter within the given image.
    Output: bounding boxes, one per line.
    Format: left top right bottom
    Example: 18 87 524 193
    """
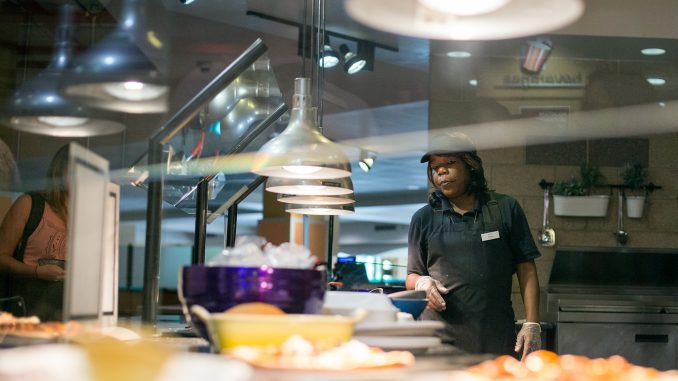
150 332 492 381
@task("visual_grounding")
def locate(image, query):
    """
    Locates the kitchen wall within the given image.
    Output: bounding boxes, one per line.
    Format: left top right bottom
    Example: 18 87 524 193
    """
429 39 678 320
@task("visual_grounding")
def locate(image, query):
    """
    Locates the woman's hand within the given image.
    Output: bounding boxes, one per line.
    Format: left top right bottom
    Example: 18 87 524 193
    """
35 264 65 282
415 276 450 311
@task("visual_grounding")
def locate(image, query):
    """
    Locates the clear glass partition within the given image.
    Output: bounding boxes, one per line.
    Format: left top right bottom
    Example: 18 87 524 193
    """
128 52 287 215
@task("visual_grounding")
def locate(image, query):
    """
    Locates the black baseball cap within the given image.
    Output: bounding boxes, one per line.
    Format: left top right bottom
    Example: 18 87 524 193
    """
420 132 477 163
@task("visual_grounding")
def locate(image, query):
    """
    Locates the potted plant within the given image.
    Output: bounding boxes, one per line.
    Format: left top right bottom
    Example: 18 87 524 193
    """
552 163 610 217
621 162 648 218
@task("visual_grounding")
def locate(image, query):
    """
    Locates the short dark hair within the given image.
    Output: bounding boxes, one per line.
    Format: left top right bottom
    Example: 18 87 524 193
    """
427 151 489 197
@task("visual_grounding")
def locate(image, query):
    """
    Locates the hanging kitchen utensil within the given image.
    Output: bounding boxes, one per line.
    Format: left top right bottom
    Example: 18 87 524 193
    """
539 186 556 247
615 188 629 245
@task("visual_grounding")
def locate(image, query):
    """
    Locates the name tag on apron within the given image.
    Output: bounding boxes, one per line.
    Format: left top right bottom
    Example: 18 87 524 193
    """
481 231 500 241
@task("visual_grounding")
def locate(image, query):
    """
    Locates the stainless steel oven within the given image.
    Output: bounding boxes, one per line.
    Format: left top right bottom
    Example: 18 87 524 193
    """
546 247 678 370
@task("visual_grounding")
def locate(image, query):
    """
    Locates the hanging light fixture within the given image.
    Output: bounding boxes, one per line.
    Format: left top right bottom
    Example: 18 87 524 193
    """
60 0 169 113
251 77 351 179
278 193 355 205
266 177 353 195
345 0 584 40
2 4 124 137
419 0 510 15
285 203 355 216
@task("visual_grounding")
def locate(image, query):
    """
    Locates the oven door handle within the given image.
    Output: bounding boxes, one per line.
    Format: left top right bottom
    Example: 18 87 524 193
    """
635 334 669 343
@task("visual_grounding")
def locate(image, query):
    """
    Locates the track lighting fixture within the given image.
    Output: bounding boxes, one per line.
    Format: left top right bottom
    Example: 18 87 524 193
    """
358 149 377 172
339 44 367 74
338 42 375 74
319 44 340 68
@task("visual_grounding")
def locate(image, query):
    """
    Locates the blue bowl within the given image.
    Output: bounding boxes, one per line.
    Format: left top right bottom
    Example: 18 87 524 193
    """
390 298 428 320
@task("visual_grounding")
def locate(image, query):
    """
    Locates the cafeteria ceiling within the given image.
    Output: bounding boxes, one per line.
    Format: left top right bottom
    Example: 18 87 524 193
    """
2 0 678 233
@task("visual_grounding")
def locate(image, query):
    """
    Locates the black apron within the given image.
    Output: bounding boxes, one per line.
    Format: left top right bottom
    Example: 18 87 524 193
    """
420 194 517 355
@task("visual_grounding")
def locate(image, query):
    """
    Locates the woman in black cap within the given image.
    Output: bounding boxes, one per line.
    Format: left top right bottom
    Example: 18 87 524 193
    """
406 132 541 360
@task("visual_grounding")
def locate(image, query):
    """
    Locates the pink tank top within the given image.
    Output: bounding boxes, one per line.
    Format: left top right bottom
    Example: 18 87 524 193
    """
22 202 67 266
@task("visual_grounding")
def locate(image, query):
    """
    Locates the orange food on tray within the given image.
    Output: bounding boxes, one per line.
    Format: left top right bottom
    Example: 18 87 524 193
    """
0 311 82 339
464 350 676 381
229 334 415 371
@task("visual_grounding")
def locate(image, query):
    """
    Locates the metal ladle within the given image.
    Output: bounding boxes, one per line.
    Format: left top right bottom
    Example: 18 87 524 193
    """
615 188 629 245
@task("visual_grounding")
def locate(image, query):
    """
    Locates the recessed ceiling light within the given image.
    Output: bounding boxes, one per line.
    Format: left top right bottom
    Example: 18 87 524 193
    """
658 102 666 107
469 79 478 86
641 48 666 56
646 78 666 86
446 51 472 58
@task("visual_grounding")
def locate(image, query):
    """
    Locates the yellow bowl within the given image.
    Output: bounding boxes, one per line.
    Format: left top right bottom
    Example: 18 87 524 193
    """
192 306 358 352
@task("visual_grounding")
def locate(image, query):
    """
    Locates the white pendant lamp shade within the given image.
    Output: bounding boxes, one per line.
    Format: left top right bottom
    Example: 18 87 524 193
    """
345 0 584 40
265 177 354 195
419 0 510 16
60 0 169 113
286 203 355 216
251 77 351 179
3 4 124 137
278 193 355 205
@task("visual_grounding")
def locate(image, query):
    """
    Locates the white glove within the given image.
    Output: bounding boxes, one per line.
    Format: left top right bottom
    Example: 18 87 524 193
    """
415 276 449 311
515 322 541 360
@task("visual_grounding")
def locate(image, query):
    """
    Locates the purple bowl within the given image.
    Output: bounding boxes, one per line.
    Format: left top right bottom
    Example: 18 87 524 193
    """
178 265 326 340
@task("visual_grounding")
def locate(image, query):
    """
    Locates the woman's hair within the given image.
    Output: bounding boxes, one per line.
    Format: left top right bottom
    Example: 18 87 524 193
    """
427 151 490 196
44 144 70 222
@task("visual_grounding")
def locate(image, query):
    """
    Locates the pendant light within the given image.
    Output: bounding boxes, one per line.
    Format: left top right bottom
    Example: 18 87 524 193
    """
251 77 351 179
60 0 169 113
345 0 584 40
3 5 124 137
278 193 355 205
285 203 355 216
265 177 353 195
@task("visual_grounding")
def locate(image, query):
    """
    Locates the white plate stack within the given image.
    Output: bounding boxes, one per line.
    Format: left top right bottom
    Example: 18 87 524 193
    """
353 320 446 355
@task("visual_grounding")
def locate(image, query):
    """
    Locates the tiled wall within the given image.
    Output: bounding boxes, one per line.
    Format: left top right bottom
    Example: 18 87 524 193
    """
478 134 678 319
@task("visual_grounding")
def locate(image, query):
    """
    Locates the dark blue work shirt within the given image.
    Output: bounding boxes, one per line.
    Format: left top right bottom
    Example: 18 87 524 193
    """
407 191 540 355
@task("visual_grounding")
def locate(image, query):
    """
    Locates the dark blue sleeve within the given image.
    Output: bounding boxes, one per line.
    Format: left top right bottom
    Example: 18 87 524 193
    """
407 208 429 276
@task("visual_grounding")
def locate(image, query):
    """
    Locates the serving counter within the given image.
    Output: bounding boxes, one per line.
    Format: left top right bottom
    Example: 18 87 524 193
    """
151 332 491 381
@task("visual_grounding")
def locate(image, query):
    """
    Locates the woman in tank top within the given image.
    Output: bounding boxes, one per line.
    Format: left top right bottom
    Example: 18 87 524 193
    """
0 144 69 320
